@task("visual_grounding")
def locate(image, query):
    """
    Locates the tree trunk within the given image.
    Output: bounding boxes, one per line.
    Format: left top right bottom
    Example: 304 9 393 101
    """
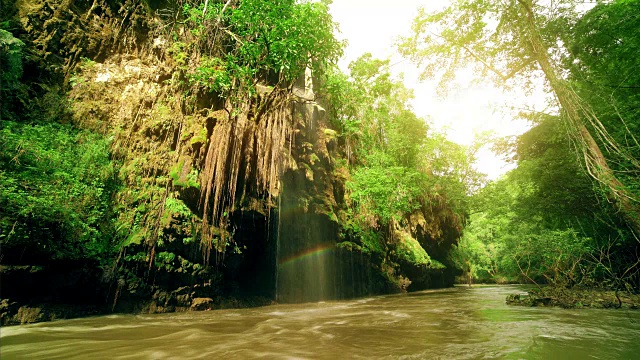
518 0 640 236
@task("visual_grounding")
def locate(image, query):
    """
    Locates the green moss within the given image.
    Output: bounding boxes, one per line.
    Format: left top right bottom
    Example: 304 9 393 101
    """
190 126 208 145
337 241 362 252
309 153 320 165
395 232 444 269
124 229 144 246
323 128 337 140
150 104 172 130
361 230 385 254
328 211 339 223
167 41 189 67
169 160 184 183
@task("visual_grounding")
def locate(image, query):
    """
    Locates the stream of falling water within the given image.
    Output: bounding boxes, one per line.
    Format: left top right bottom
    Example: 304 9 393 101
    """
275 187 282 302
275 168 337 303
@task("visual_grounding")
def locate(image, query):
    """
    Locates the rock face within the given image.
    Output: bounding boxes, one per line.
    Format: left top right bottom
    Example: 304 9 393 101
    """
0 0 462 324
276 98 380 302
2 0 357 310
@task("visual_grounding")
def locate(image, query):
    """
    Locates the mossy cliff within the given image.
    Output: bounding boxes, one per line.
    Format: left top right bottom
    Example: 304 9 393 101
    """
0 0 464 325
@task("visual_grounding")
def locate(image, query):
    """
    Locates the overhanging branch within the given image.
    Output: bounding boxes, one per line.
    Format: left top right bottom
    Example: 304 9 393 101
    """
429 31 532 82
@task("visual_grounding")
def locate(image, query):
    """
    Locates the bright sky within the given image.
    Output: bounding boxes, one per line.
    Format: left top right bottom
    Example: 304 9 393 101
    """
329 0 549 180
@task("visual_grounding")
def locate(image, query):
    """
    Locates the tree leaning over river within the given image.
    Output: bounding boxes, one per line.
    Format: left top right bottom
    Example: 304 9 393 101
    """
400 0 640 235
402 0 640 290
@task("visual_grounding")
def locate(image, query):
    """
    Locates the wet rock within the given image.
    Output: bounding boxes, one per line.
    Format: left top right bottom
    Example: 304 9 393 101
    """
0 300 46 325
0 299 20 325
506 293 551 306
191 297 214 311
507 287 640 309
175 293 192 308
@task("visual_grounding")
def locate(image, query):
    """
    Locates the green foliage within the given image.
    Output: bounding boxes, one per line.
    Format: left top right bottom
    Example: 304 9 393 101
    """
451 212 505 282
322 54 476 271
336 241 362 252
169 160 200 189
0 120 117 262
179 0 343 98
124 249 205 276
167 41 190 66
564 0 640 210
459 116 634 286
396 232 444 269
401 0 640 290
0 29 26 118
360 230 385 255
349 158 424 223
337 54 473 226
153 251 203 274
163 196 192 225
227 0 342 82
188 56 232 94
338 55 419 197
398 0 572 92
321 68 364 130
402 0 640 242
342 223 385 255
0 29 24 91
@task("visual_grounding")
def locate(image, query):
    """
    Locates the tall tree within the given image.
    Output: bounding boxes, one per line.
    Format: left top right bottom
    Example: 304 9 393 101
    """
564 0 640 218
399 0 640 234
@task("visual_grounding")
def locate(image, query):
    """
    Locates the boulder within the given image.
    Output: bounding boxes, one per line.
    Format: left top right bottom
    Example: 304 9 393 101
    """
191 297 214 311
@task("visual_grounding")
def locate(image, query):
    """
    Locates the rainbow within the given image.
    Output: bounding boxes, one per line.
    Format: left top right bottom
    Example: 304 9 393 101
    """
278 243 334 267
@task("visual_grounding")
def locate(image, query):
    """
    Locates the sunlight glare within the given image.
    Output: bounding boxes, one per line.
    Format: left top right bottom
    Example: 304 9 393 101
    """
329 0 548 180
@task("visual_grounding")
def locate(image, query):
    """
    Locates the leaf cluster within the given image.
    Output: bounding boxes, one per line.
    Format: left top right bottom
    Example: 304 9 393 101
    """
458 116 634 286
174 0 343 100
322 54 477 269
0 29 27 119
0 120 117 262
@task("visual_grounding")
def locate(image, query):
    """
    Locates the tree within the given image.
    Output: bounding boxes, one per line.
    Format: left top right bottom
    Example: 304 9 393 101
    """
458 114 636 287
399 0 640 235
180 0 343 99
320 54 477 273
339 54 431 226
564 0 640 219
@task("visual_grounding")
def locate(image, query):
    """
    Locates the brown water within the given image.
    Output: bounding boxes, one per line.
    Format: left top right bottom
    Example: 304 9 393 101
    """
2 286 639 359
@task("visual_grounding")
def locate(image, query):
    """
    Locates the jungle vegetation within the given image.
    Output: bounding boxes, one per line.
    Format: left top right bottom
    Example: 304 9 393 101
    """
1 0 639 310
400 0 640 290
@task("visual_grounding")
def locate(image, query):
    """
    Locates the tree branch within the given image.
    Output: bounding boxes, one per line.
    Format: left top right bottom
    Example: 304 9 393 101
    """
217 0 234 25
429 31 532 82
462 44 534 81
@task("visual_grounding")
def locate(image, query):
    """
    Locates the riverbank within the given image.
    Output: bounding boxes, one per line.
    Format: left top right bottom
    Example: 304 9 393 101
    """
506 286 640 309
4 286 640 359
0 296 274 326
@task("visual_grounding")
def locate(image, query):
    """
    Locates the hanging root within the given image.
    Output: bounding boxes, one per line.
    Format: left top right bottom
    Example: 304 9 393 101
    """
198 89 295 262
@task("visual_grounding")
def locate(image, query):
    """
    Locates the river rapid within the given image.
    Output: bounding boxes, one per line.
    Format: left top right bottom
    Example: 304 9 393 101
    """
2 285 639 359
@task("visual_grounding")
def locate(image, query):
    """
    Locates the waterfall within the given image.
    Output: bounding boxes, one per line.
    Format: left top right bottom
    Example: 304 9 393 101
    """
275 190 282 302
275 173 337 303
274 73 376 302
275 77 338 302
